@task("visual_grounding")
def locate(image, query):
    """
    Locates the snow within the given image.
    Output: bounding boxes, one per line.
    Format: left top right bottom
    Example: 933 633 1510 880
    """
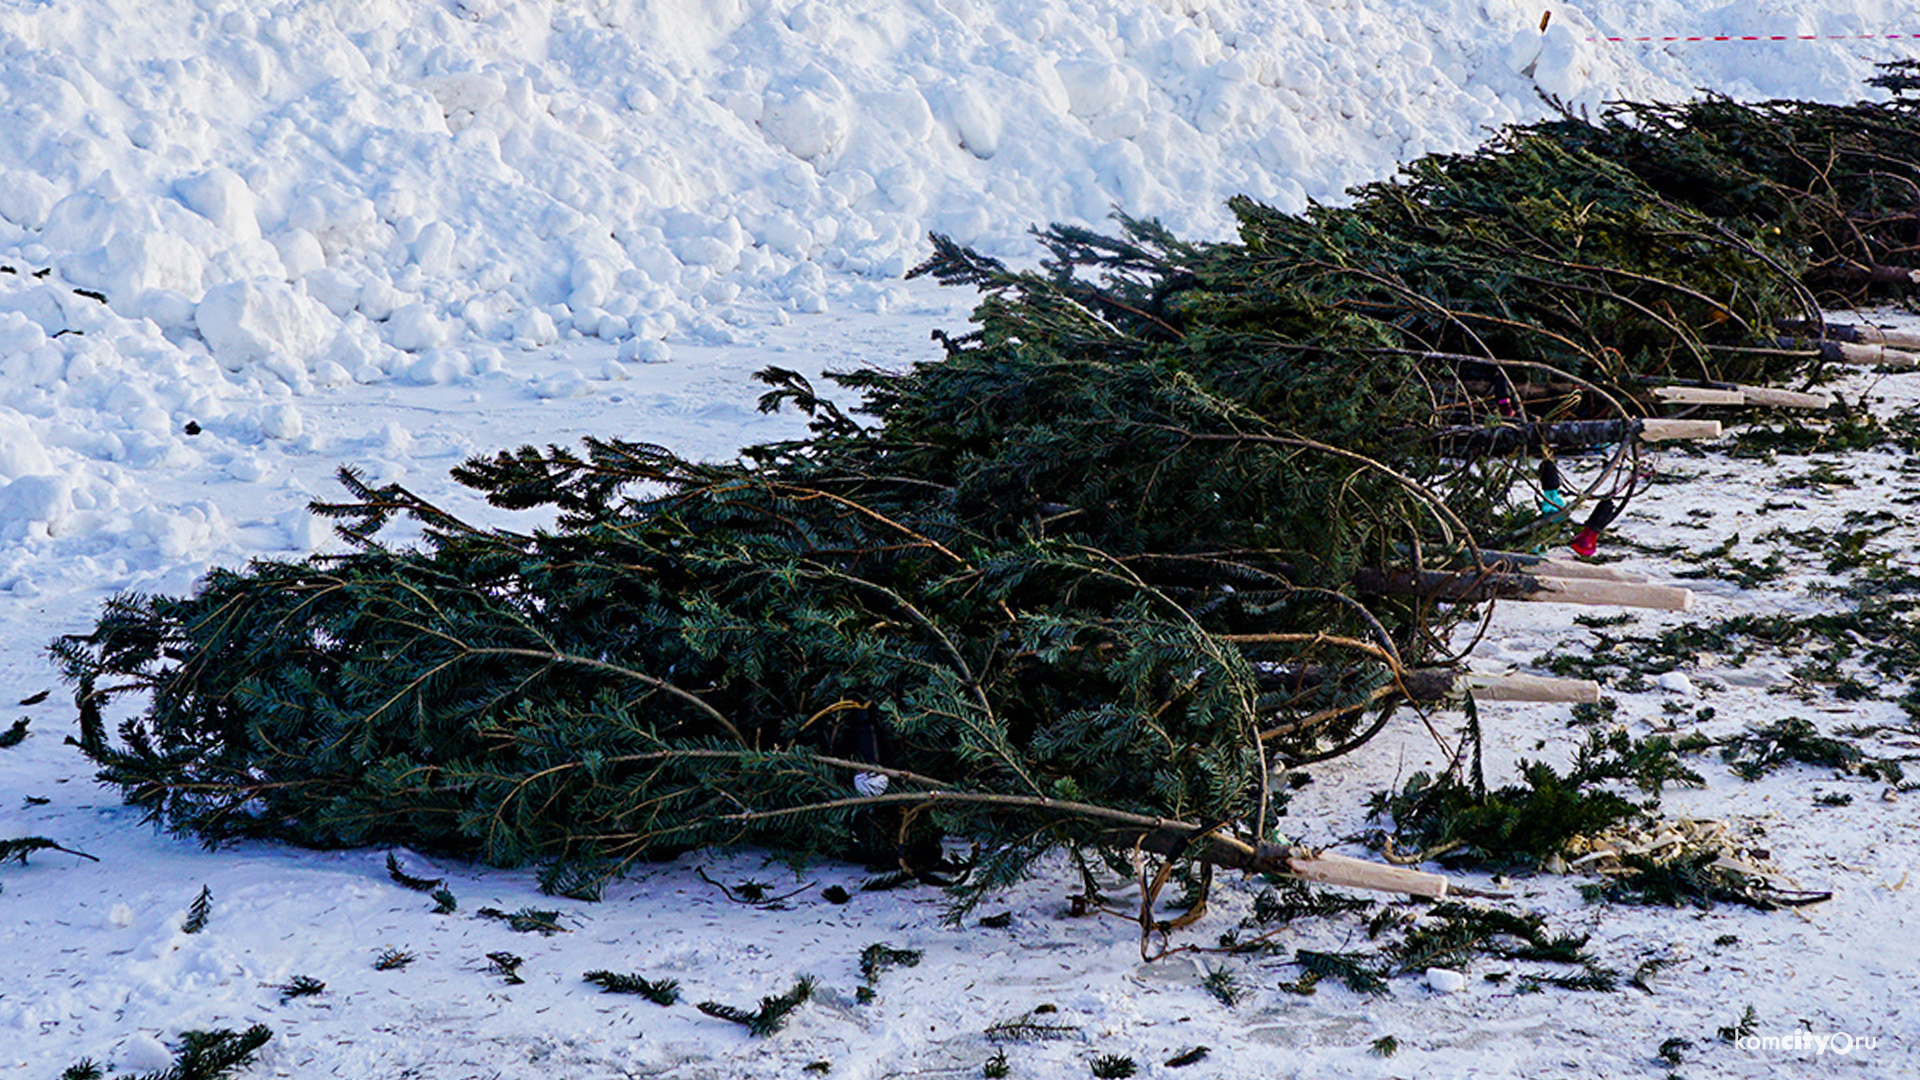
1426 968 1468 994
1 0 1918 1075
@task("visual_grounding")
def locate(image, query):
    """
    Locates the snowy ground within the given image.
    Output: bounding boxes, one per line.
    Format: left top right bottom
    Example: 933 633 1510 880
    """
4 0 1920 1076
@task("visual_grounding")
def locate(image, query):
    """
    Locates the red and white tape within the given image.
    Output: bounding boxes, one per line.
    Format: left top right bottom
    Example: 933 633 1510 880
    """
1594 33 1920 43
1537 10 1920 45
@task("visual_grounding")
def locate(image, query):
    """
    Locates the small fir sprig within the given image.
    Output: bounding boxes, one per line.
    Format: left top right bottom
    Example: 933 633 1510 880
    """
485 951 525 984
385 853 443 892
0 836 97 865
272 975 325 1002
374 948 416 971
476 906 566 934
182 886 212 934
1718 1005 1759 1043
106 1025 273 1080
582 970 680 1004
697 976 817 1036
1200 963 1241 1007
984 1007 1078 1043
1295 949 1390 995
856 942 922 1002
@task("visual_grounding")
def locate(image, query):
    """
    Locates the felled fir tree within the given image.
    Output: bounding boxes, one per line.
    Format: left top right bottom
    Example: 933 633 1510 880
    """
62 80 1915 903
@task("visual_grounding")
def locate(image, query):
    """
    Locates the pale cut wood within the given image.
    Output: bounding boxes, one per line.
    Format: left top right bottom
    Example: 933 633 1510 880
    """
1255 666 1597 706
1638 418 1722 441
1131 832 1457 899
1286 850 1450 898
1353 568 1684 609
1732 385 1830 410
1835 324 1920 349
1653 386 1745 406
1831 341 1920 369
1530 575 1694 612
1477 550 1651 583
1456 672 1602 703
1526 557 1650 583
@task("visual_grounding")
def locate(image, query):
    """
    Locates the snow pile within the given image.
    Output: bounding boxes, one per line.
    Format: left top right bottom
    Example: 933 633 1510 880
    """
0 0 1906 591
2 0 1908 351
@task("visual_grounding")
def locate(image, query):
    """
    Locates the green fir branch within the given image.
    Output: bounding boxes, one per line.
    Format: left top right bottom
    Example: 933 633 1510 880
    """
116 1026 273 1080
582 970 680 1004
182 886 212 934
0 837 97 865
476 906 566 935
696 976 817 1037
386 853 444 892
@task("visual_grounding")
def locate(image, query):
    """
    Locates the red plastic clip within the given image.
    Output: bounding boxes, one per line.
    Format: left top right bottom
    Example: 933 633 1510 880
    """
1570 497 1618 557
